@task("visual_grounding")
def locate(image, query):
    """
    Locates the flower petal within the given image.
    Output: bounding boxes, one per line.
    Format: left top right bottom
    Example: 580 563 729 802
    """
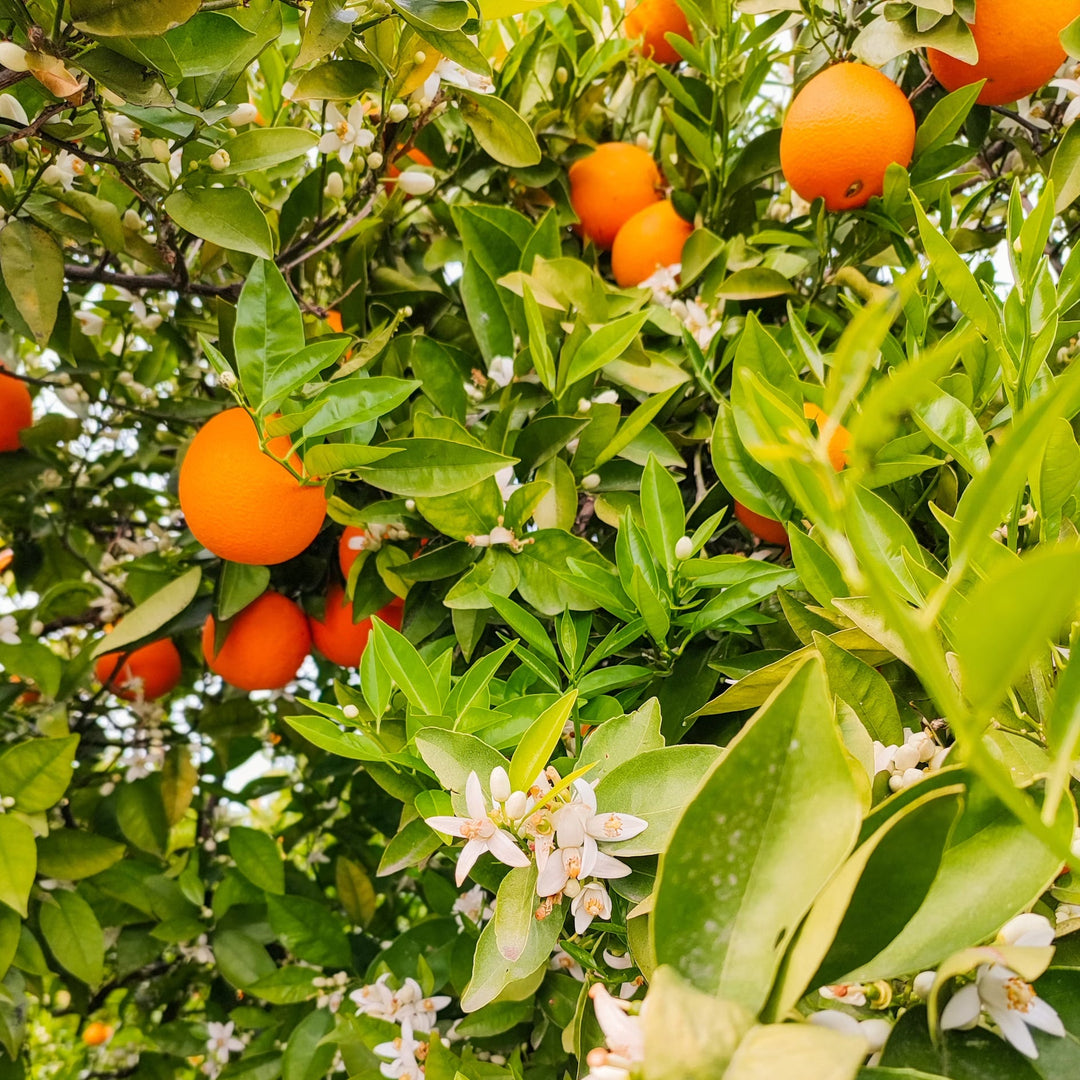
536 854 569 897
990 1004 1039 1059
940 984 981 1031
318 132 341 154
591 850 632 879
587 812 648 842
1026 998 1066 1038
487 828 531 869
455 837 485 886
465 771 486 820
425 815 467 837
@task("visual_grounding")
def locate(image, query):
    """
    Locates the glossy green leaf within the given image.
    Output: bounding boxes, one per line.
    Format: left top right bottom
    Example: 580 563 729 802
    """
229 825 285 894
0 220 64 345
165 187 274 259
91 568 201 658
39 889 104 986
0 817 36 917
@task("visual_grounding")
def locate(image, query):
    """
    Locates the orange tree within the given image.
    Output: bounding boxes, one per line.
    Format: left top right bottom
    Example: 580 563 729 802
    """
6 1 1080 1077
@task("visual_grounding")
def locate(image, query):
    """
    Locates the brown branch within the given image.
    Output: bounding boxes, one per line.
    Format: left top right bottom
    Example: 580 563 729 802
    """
63 263 240 299
0 99 69 148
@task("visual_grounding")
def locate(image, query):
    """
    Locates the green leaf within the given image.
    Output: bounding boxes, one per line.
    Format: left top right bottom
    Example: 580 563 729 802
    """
715 267 794 301
336 856 376 926
285 714 387 760
641 456 684 572
91 568 201 658
0 735 78 813
346 438 516 497
39 889 104 986
377 817 442 876
642 966 753 1080
116 777 169 856
370 620 442 716
461 876 562 1011
577 698 665 780
303 444 400 476
509 690 577 793
457 88 540 167
217 563 270 622
562 311 650 388
415 729 508 809
594 744 720 857
914 81 984 158
36 832 125 881
910 386 989 476
229 826 285 894
814 633 904 746
233 259 305 406
725 1022 869 1080
257 337 348 415
296 0 357 65
165 187 274 259
493 864 538 961
70 0 201 35
953 546 1080 715
267 894 351 966
1051 121 1080 213
653 656 862 1014
842 774 1072 981
0 220 64 344
0 817 36 917
214 928 276 989
283 1009 336 1080
249 966 320 1006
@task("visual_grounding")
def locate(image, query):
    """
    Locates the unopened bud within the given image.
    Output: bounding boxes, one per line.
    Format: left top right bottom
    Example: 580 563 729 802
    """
555 66 568 84
228 103 258 125
490 766 511 803
674 536 693 560
323 170 344 198
366 151 384 170
151 138 171 163
218 370 237 389
387 102 409 123
122 209 141 231
414 51 426 64
208 149 230 171
581 473 600 490
405 499 416 511
504 791 527 820
396 169 434 196
342 704 359 719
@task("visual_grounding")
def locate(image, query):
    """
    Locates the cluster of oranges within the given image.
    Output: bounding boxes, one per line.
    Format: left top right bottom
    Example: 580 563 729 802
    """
781 4 1079 212
94 412 404 701
569 143 693 287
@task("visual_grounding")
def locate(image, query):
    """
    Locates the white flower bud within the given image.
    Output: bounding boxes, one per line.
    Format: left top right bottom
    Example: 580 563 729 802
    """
0 164 12 188
30 620 43 636
405 499 416 511
122 209 141 231
0 43 29 72
342 704 359 720
555 66 568 84
323 171 344 198
388 102 409 123
563 878 582 898
490 766 511 803
208 149 230 171
578 398 591 412
218 370 237 389
366 151 384 170
891 742 920 773
674 536 694 560
912 971 936 999
228 103 258 125
582 473 600 491
900 767 923 789
859 1019 892 1052
414 51 427 64
151 138 171 163
504 791 527 820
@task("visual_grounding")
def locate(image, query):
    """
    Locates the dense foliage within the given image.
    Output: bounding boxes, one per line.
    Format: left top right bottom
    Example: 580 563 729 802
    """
6 0 1080 1078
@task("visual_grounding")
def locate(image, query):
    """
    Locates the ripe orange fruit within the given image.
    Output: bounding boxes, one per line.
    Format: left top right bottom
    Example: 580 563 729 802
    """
780 63 916 212
624 0 692 64
734 502 789 547
927 0 1080 106
82 1022 114 1046
803 402 850 471
611 200 693 287
179 408 327 566
95 638 183 701
309 587 405 667
569 143 663 248
338 525 367 579
0 365 33 452
202 591 311 691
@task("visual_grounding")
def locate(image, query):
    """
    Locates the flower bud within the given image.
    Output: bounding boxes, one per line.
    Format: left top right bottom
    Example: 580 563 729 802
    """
396 169 434 196
342 704 359 720
581 473 600 491
563 877 582 898
912 971 936 999
504 791 527 820
490 766 511 803
122 209 141 231
387 102 409 123
0 43 29 72
228 103 258 125
151 138 171 163
555 66 568 84
414 51 426 64
405 499 416 511
674 536 694 560
323 170 344 198
218 370 237 389
208 149 230 171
